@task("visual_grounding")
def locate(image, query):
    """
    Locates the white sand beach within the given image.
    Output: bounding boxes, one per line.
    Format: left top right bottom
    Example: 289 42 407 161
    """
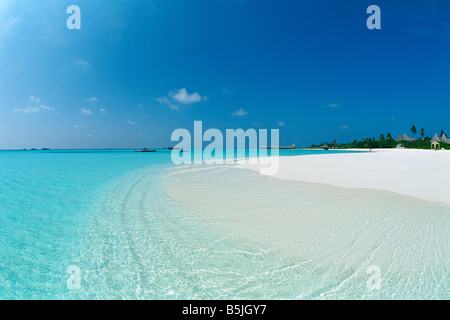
236 149 450 205
165 149 449 299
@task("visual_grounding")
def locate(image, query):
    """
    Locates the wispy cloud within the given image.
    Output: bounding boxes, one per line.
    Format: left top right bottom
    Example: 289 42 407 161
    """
75 59 90 71
325 103 339 108
29 95 40 103
155 96 179 111
127 120 138 125
13 96 55 113
39 104 55 111
81 108 93 115
231 108 248 117
340 125 349 130
87 97 98 102
13 106 40 114
29 96 55 110
99 108 108 114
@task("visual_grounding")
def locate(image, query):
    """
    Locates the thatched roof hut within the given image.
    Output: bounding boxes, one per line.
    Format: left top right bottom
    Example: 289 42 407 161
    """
396 133 415 142
431 134 441 143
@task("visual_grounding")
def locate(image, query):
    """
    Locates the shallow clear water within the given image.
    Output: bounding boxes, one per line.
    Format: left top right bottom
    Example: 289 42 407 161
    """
166 166 450 299
0 149 174 299
0 149 447 299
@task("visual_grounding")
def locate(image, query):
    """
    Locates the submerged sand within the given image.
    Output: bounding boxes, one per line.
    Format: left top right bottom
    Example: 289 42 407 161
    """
165 150 449 299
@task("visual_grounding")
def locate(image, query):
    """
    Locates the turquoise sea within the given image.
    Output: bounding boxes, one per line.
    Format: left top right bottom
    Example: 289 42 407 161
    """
0 149 336 299
0 149 447 299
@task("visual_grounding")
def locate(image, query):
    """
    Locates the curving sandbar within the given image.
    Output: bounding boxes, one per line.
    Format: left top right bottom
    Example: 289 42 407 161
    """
236 149 450 205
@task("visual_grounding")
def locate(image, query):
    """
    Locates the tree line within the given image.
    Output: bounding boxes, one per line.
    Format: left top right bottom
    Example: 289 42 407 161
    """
310 126 449 149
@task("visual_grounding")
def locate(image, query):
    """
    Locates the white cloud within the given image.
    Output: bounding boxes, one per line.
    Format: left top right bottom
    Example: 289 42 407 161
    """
13 103 55 114
81 108 93 115
13 94 55 114
39 104 55 111
276 120 285 126
99 108 108 114
231 108 248 117
155 88 206 111
169 88 205 105
340 125 349 130
138 104 144 108
155 96 179 111
13 106 40 114
155 96 169 104
87 97 98 102
127 120 138 125
24 96 55 111
29 95 40 103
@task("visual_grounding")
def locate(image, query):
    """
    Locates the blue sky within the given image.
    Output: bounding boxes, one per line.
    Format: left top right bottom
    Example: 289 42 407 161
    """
1 0 450 149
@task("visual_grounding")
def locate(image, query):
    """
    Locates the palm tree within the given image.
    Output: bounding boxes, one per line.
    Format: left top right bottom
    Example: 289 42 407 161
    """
440 129 445 137
386 132 392 140
379 133 385 141
420 128 425 139
411 125 417 138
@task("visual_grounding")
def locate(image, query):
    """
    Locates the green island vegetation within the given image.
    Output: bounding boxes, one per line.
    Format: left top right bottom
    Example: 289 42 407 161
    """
310 126 450 150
